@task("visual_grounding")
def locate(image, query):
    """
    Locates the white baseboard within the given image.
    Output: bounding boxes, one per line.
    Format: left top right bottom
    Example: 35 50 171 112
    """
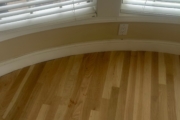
0 39 180 77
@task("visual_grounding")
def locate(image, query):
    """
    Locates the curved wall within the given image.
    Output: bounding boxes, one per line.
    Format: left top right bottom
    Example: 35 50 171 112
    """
0 22 180 76
1 22 180 63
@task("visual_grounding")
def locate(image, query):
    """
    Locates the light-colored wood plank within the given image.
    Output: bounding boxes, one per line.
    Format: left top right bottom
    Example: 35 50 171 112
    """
158 53 166 85
102 52 117 99
141 52 152 120
173 55 180 120
99 98 109 120
89 110 99 120
133 52 144 120
54 105 67 120
165 54 177 120
107 87 119 120
158 85 168 120
151 52 159 120
112 52 124 87
36 104 50 120
124 52 137 120
115 52 131 120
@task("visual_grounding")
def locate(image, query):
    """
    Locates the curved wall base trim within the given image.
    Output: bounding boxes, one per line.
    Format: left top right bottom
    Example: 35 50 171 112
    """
0 39 180 77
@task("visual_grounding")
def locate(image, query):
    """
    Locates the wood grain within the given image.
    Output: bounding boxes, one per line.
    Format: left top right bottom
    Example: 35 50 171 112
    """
0 51 179 120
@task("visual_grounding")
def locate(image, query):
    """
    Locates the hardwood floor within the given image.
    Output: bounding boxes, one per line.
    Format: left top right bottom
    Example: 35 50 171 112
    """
0 51 180 120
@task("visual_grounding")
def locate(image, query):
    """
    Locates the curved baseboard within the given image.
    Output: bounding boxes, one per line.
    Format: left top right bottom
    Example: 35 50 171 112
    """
0 39 180 77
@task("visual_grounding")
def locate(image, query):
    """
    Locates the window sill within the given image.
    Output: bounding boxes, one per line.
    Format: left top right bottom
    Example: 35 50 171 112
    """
0 14 180 43
118 13 180 24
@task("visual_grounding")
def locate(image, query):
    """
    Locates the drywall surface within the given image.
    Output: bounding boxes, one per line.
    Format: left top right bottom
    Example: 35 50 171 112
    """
0 22 180 63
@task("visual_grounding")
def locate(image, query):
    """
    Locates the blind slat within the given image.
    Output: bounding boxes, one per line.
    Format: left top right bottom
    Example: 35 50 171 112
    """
0 0 15 4
0 0 88 18
0 2 96 24
123 0 180 9
121 0 180 16
0 0 58 12
121 4 180 16
0 0 96 24
155 0 180 3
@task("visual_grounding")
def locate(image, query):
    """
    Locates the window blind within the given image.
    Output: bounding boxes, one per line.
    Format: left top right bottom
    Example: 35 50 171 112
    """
121 0 180 16
0 0 96 25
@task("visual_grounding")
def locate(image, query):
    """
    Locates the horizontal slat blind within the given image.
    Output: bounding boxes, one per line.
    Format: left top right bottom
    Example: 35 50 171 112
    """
0 0 96 24
121 0 180 16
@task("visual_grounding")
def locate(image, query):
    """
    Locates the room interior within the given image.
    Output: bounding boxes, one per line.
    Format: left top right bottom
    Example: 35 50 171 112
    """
0 0 180 120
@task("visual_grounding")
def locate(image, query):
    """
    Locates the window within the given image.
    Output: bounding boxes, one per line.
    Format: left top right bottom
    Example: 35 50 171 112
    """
121 0 180 17
0 0 96 25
